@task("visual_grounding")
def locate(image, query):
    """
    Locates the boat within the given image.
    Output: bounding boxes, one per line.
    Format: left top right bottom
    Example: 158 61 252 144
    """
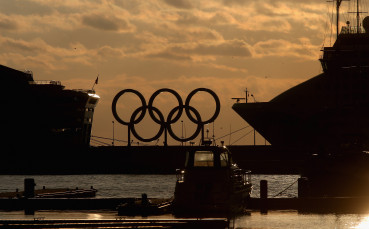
172 146 252 217
232 0 369 155
0 64 99 172
231 0 369 197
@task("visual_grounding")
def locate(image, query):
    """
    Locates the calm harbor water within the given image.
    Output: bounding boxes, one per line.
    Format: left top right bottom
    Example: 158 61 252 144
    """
0 174 299 198
1 174 369 228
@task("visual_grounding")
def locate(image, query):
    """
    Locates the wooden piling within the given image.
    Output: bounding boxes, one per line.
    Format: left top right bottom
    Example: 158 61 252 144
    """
260 180 268 199
24 178 35 198
24 178 36 215
260 180 268 213
298 177 309 198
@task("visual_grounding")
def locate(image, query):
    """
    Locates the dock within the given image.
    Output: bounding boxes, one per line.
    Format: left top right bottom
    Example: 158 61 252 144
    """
0 197 136 211
2 197 369 214
248 197 369 213
0 188 97 199
0 219 230 229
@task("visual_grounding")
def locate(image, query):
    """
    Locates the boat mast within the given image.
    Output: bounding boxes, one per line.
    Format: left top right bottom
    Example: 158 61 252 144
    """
348 0 367 33
336 0 343 39
336 0 364 36
357 0 360 33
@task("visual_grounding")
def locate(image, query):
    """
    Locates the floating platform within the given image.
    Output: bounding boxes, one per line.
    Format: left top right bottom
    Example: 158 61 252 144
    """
117 197 172 216
0 218 229 229
2 197 369 214
0 188 97 199
0 198 169 211
249 197 369 214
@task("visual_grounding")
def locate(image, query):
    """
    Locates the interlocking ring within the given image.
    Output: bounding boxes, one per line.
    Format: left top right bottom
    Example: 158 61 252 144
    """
185 88 220 125
148 88 183 125
111 88 220 143
130 105 165 142
112 89 146 125
166 105 202 142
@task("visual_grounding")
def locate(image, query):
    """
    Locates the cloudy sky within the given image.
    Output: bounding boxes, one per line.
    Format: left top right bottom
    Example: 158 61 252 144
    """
1 0 364 146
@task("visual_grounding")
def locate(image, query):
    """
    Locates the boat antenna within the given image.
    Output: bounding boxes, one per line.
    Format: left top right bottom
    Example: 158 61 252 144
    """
212 121 215 146
348 0 367 33
330 0 350 38
334 0 344 39
245 88 249 103
357 0 360 33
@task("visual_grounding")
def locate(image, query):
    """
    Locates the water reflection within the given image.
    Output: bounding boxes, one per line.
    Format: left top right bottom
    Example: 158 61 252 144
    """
87 213 103 220
2 210 369 228
234 211 369 229
354 215 369 229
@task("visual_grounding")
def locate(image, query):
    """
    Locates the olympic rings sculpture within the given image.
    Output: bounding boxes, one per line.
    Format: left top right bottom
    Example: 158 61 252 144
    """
111 88 220 144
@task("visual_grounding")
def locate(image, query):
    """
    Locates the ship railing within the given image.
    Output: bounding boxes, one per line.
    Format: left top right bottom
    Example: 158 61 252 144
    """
176 169 185 183
340 25 365 34
231 168 251 185
244 170 252 184
231 169 251 192
74 89 96 94
30 80 62 85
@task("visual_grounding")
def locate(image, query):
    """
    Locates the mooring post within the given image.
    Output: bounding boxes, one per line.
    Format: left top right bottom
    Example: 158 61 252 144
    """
24 178 36 215
24 178 35 198
260 180 268 199
260 180 268 213
298 177 309 198
141 193 149 206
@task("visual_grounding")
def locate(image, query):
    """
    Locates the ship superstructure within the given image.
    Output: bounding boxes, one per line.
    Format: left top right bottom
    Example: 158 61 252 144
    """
1 64 99 152
232 1 369 154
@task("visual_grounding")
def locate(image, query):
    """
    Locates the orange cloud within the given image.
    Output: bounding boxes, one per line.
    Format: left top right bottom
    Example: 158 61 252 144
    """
163 0 194 9
0 0 339 145
81 13 135 32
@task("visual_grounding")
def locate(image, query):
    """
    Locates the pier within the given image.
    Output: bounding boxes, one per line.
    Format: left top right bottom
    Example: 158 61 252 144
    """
2 196 369 214
0 218 230 229
2 177 369 215
2 177 369 229
248 197 369 214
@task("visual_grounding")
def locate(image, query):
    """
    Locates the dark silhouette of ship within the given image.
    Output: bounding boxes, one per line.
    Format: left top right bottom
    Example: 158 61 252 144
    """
1 64 99 155
233 2 369 155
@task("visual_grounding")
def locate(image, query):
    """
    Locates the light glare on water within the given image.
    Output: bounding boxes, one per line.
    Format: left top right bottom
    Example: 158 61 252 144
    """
355 216 369 229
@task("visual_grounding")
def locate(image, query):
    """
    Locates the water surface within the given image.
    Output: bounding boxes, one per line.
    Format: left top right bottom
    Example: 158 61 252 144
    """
1 174 368 228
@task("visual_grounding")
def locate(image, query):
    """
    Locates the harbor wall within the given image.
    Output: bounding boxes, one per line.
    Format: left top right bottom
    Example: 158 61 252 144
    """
0 145 305 174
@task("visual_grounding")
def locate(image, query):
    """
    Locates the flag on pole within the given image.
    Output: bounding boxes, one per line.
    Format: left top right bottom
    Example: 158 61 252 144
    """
92 74 99 90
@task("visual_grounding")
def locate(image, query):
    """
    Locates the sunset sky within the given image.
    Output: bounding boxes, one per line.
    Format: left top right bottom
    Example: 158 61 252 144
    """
1 0 365 146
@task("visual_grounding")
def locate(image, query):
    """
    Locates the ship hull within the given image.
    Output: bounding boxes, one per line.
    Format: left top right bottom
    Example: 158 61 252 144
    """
233 69 369 153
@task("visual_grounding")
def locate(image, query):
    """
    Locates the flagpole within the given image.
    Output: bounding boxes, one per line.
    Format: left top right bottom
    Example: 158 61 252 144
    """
92 74 99 90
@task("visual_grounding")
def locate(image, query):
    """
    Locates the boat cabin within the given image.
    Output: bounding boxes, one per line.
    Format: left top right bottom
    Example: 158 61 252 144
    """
186 148 231 168
173 146 252 216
